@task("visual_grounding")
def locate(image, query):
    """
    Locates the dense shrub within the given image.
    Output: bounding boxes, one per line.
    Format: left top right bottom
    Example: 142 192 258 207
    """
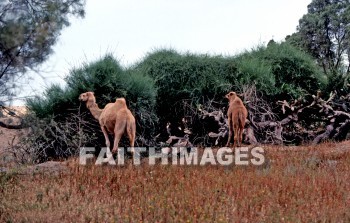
25 44 329 162
29 55 157 122
231 54 276 94
27 55 158 161
235 43 327 99
134 49 233 128
134 45 326 134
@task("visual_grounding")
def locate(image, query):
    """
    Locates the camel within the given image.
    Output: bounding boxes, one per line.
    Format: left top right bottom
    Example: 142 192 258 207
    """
225 91 248 147
79 92 136 157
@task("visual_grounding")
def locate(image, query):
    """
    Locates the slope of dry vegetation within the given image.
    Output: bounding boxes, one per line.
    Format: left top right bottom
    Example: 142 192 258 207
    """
1 141 350 222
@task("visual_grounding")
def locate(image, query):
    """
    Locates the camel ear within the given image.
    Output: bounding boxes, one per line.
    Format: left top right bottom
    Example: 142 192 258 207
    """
226 92 234 99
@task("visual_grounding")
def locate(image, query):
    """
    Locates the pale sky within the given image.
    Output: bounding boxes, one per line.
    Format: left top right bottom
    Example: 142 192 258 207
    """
18 0 311 104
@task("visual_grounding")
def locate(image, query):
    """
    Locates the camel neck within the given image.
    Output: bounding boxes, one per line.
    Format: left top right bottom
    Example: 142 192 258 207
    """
230 98 242 105
87 102 102 120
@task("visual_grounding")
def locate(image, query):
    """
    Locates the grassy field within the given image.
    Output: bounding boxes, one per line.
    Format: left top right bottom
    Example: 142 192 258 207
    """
1 141 350 222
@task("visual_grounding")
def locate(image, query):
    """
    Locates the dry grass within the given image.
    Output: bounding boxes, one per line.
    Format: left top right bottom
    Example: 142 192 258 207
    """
1 141 350 222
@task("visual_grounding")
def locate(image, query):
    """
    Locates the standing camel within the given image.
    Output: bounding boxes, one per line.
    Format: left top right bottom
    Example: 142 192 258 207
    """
225 91 248 147
79 92 136 157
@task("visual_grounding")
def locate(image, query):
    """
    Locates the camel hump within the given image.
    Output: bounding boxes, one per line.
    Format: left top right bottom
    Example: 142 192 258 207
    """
115 98 127 107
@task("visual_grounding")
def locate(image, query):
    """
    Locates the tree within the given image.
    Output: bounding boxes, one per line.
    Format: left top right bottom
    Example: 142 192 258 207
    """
0 0 86 103
286 0 350 90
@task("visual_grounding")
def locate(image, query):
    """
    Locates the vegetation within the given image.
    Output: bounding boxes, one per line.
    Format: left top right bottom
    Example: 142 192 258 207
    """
234 42 326 99
134 49 233 128
11 113 97 163
134 43 325 129
0 0 86 103
1 0 347 163
28 55 157 127
26 56 157 161
286 0 350 91
23 42 330 162
1 142 350 222
1 0 350 221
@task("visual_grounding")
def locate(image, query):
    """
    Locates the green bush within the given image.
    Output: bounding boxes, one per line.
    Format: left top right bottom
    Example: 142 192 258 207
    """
134 49 233 126
25 44 329 161
235 43 327 99
134 45 326 130
27 55 158 161
231 53 276 94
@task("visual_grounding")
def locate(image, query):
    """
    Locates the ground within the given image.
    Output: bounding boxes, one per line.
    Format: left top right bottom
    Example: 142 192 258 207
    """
0 107 350 222
0 140 349 222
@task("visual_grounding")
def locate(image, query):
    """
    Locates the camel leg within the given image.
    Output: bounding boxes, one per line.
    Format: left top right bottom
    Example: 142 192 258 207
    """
233 125 239 148
112 130 123 154
238 117 246 147
237 128 242 147
226 117 232 147
101 126 110 149
112 120 127 154
100 126 115 161
126 124 135 156
238 128 244 147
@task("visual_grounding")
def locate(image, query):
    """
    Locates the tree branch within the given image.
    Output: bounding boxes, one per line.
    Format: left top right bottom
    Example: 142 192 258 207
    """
0 120 24 129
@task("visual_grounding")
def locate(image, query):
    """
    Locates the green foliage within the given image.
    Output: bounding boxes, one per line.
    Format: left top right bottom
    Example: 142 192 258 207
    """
232 50 276 94
135 45 325 128
65 54 126 102
26 84 68 119
0 0 86 102
27 55 158 155
236 42 327 99
286 0 350 91
26 45 328 160
134 49 233 125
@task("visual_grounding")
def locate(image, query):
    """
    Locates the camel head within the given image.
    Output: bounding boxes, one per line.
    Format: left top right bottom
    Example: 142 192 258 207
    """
225 91 237 101
79 91 94 101
79 91 96 107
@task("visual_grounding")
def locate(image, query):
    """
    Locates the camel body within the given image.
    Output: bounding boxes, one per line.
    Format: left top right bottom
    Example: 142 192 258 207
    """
79 92 136 155
225 91 248 147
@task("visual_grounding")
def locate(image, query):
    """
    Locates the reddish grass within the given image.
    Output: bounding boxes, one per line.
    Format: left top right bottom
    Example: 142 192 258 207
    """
1 141 350 222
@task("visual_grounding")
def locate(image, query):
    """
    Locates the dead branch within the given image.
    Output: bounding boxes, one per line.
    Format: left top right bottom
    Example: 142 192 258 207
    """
312 123 335 145
166 134 193 147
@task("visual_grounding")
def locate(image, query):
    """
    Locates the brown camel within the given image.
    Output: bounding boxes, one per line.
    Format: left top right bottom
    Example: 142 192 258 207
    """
79 92 136 156
225 91 248 147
